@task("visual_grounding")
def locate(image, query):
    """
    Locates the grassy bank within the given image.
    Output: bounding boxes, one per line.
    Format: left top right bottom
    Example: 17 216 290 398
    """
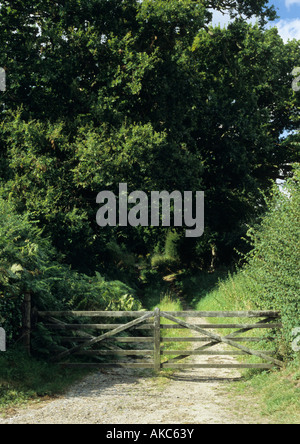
229 363 300 424
0 348 90 416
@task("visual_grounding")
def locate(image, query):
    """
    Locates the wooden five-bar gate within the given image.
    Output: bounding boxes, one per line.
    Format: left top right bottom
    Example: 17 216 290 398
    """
36 309 284 370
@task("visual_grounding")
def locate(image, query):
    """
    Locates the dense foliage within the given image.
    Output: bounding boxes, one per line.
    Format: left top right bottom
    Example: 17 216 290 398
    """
243 164 300 359
194 164 300 361
0 0 299 272
0 197 140 351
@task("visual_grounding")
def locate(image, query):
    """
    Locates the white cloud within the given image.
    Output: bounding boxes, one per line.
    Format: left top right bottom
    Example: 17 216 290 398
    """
273 18 300 42
285 0 300 8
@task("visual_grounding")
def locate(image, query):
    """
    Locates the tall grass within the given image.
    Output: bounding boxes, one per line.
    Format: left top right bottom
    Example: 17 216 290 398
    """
193 271 255 313
0 348 89 414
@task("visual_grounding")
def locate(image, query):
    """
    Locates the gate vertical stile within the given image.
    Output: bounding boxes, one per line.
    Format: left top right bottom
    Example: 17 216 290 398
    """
154 308 161 372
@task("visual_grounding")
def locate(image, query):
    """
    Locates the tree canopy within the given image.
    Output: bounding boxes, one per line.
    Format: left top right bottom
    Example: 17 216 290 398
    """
0 0 299 273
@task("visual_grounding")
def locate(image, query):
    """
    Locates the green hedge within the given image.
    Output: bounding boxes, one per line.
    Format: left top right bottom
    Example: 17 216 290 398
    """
243 165 300 359
194 165 300 362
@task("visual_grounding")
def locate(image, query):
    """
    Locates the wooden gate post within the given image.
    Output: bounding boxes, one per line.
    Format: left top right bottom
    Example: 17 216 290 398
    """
22 293 31 356
153 307 161 372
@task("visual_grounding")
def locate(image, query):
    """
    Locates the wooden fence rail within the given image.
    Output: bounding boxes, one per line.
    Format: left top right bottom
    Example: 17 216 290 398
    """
35 308 283 371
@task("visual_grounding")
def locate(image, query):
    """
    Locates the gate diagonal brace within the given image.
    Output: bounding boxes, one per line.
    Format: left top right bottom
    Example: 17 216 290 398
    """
163 316 276 365
46 316 124 352
52 311 154 363
160 312 284 368
164 318 274 364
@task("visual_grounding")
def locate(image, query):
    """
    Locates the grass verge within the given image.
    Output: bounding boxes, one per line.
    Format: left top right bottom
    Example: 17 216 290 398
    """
227 364 300 424
0 347 90 417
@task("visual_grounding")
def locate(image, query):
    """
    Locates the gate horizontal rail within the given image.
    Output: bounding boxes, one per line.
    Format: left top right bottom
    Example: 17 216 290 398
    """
36 308 283 371
38 310 279 318
160 323 282 329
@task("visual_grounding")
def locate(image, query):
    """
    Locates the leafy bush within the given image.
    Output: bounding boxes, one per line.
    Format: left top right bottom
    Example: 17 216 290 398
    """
195 165 300 362
66 271 141 311
243 165 300 359
0 197 56 343
151 230 181 273
0 197 141 355
151 254 179 272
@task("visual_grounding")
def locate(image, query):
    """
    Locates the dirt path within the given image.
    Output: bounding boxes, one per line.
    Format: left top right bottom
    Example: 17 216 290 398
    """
0 317 267 424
